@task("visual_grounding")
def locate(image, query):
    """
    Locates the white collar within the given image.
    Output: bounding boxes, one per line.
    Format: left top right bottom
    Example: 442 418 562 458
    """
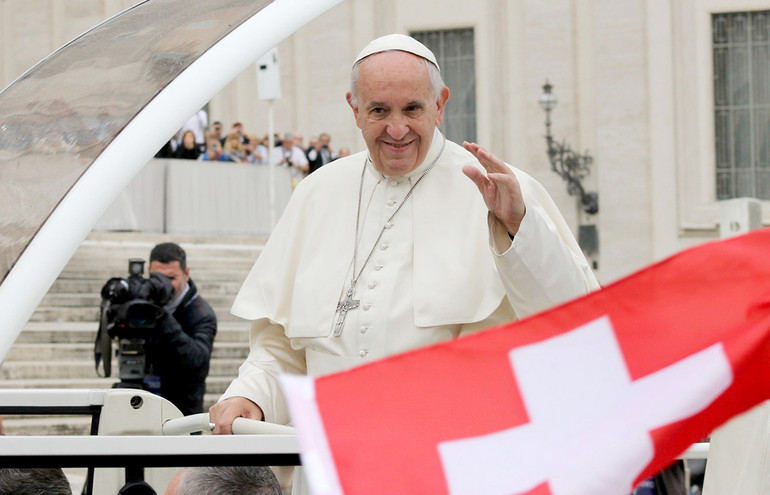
365 128 444 182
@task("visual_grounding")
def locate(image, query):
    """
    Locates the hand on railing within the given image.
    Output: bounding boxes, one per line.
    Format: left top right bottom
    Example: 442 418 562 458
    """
162 413 295 436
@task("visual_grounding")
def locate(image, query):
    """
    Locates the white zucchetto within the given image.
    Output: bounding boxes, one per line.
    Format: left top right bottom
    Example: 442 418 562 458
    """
353 33 440 71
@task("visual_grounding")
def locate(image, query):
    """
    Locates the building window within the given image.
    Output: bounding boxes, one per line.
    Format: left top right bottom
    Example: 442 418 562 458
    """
713 11 770 200
411 28 477 143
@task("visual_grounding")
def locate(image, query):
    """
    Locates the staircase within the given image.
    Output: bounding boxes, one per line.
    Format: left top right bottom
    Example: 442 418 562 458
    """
0 231 264 436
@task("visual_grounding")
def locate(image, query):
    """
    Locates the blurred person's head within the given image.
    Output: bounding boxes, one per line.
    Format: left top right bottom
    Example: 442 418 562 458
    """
166 466 282 495
224 133 244 155
206 139 222 158
0 468 72 495
181 130 196 150
281 133 295 149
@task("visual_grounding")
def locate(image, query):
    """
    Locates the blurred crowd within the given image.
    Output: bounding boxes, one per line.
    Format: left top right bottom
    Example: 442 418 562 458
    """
156 110 351 179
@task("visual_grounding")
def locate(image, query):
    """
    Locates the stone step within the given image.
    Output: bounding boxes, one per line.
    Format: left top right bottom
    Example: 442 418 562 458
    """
1 415 95 436
14 322 250 344
58 266 255 281
0 359 244 380
39 292 239 309
5 341 249 362
29 306 247 323
50 278 245 295
0 376 234 395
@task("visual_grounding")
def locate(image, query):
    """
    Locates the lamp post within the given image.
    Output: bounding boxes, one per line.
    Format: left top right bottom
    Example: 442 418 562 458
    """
539 80 598 215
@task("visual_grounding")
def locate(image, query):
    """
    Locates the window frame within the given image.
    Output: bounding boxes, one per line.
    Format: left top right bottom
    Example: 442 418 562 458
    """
410 28 477 145
678 0 770 230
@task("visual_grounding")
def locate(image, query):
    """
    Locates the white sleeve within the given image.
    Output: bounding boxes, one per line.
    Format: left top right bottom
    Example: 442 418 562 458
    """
219 318 306 425
293 147 309 166
489 202 598 319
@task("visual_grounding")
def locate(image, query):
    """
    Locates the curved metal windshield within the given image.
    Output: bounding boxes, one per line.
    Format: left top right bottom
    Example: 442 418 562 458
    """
0 0 273 284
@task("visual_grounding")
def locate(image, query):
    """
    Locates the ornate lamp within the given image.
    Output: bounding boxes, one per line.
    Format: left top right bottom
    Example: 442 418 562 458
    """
539 80 598 215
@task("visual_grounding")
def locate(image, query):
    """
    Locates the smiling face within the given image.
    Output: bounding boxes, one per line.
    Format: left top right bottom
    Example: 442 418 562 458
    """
347 51 449 177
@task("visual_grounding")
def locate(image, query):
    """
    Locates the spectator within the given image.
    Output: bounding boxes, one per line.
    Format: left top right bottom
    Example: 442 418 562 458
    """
223 133 247 162
230 121 250 145
177 108 208 153
293 133 304 150
306 132 334 174
165 466 282 495
270 133 308 174
143 242 217 415
175 131 201 160
248 134 270 165
207 121 225 146
199 139 233 162
336 147 351 159
0 468 72 495
155 137 178 158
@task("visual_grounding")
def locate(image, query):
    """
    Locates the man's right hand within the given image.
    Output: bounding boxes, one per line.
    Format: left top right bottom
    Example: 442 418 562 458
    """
209 397 264 435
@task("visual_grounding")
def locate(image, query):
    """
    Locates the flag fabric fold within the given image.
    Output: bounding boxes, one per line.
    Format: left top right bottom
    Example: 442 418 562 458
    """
281 228 770 495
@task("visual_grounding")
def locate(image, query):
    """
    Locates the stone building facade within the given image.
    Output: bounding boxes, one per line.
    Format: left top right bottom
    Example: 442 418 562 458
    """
2 0 769 284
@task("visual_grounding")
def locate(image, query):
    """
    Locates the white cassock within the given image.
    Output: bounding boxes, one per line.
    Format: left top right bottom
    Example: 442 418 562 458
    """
222 128 599 424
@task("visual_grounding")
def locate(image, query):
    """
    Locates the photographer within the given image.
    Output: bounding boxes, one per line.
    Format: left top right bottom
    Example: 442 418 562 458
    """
270 133 308 173
305 132 334 175
143 242 217 415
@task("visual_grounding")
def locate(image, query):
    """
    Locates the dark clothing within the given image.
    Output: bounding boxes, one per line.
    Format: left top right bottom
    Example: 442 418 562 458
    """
655 461 688 495
175 145 201 160
155 140 176 158
146 278 216 415
306 145 332 174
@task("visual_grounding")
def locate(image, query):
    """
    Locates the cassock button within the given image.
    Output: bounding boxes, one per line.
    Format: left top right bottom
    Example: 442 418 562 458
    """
390 180 398 186
384 222 393 229
359 349 369 358
360 326 368 334
387 199 397 206
363 303 372 311
368 282 376 289
379 242 390 250
374 264 384 271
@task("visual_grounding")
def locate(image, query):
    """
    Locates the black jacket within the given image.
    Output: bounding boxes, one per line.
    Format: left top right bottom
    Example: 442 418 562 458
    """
146 278 216 415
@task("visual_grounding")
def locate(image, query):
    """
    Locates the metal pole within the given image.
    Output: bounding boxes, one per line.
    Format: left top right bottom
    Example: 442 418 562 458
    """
268 99 276 230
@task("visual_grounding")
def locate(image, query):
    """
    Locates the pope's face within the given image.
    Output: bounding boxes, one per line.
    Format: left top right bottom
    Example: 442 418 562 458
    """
348 51 449 177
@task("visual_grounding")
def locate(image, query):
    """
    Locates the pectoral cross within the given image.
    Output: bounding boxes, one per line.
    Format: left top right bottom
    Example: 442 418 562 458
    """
333 287 360 336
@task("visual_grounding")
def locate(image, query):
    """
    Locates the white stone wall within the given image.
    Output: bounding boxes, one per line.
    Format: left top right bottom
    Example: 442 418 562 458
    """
4 0 770 285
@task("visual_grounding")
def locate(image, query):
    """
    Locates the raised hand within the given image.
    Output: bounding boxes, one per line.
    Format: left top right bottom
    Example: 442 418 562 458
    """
462 142 526 236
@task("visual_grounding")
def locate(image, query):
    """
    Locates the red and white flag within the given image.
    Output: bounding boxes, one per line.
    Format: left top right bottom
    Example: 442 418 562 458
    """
281 228 770 495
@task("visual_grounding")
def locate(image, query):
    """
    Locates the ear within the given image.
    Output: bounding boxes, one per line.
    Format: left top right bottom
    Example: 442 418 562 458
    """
346 92 363 129
434 86 450 126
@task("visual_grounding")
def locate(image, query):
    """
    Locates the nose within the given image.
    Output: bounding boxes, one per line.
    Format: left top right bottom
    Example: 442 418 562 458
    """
386 115 409 141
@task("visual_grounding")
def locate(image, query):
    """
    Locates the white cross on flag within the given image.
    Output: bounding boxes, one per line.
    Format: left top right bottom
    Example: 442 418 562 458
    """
281 228 770 495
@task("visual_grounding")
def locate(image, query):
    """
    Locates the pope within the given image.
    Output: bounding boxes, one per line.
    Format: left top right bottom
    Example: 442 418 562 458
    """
210 32 599 475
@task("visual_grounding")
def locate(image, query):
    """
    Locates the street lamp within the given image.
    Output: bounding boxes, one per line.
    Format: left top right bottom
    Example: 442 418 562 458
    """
539 80 598 215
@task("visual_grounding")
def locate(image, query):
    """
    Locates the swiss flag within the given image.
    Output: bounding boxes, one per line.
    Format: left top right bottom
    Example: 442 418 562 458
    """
281 228 770 495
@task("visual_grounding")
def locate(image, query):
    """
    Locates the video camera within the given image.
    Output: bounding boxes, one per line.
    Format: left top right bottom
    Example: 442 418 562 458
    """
94 258 174 389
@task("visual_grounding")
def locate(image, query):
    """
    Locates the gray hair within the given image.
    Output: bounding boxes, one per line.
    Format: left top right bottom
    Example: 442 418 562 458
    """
175 466 282 495
0 468 72 495
349 55 445 108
